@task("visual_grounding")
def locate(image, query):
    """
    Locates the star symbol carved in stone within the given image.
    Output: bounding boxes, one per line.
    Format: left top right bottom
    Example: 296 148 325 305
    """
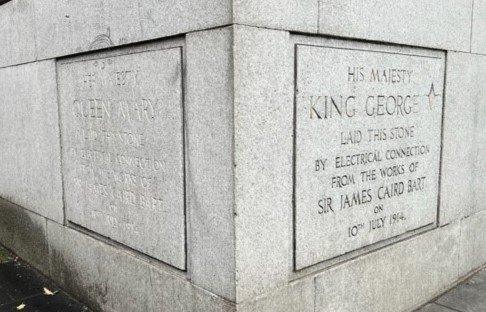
427 83 441 109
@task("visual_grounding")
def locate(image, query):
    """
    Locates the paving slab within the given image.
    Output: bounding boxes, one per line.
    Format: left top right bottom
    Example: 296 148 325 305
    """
0 245 90 312
435 269 486 312
0 292 89 312
0 261 59 303
416 268 486 312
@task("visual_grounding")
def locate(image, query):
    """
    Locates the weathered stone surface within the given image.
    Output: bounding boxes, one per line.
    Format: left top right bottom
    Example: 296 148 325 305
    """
459 211 486 276
0 2 485 311
233 0 472 51
233 25 294 302
186 27 236 300
233 0 318 33
0 199 50 273
472 0 486 55
57 41 186 269
149 266 236 312
440 52 483 225
416 303 458 312
473 58 486 214
0 0 476 68
317 0 472 51
0 60 63 223
33 0 231 60
236 279 314 312
0 0 36 67
47 221 234 312
48 220 152 312
232 219 463 312
293 36 445 269
440 53 477 224
314 223 460 312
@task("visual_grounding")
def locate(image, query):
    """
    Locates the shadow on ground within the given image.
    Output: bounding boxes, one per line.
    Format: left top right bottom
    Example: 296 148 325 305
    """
0 246 90 312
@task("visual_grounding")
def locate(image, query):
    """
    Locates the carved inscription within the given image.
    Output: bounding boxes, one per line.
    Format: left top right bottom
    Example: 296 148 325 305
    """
294 44 444 269
58 47 186 269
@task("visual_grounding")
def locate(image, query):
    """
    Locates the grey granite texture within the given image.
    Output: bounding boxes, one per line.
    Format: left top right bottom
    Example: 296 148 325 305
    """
33 0 231 60
472 0 486 55
0 0 483 308
0 0 232 67
57 41 186 270
233 25 294 302
233 0 318 33
440 52 486 225
0 0 36 67
473 61 486 216
47 220 235 312
233 0 473 51
0 60 63 223
313 222 460 312
459 210 486 276
317 0 472 51
236 279 314 312
186 27 236 301
2 198 481 312
0 0 479 69
229 214 471 311
294 41 444 269
228 26 465 307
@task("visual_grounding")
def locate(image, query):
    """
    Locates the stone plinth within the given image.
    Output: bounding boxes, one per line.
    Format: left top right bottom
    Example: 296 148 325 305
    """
0 1 484 311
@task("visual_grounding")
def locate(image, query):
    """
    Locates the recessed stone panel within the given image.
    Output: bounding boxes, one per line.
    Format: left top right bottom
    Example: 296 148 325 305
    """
294 41 445 269
58 45 186 270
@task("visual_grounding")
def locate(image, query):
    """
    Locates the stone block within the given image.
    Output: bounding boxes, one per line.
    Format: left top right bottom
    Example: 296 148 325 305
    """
314 223 460 312
233 25 294 302
472 0 486 54
0 0 36 67
0 2 484 311
0 199 49 273
233 0 318 33
233 0 472 51
232 222 462 312
48 220 152 312
0 60 63 223
47 221 234 312
317 0 472 51
149 267 236 312
33 0 231 60
186 27 236 300
236 279 314 312
293 37 444 269
57 40 186 270
474 62 486 214
440 52 485 224
459 210 486 276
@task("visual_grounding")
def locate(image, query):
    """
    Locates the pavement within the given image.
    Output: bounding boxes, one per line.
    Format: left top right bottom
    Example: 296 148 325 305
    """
0 244 484 312
0 246 90 312
416 268 486 312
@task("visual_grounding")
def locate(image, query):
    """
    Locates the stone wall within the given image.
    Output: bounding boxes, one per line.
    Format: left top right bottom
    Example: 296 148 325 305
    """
0 0 484 311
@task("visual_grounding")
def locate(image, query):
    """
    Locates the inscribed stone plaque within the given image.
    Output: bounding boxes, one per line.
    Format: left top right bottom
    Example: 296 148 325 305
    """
58 46 185 269
294 43 444 269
